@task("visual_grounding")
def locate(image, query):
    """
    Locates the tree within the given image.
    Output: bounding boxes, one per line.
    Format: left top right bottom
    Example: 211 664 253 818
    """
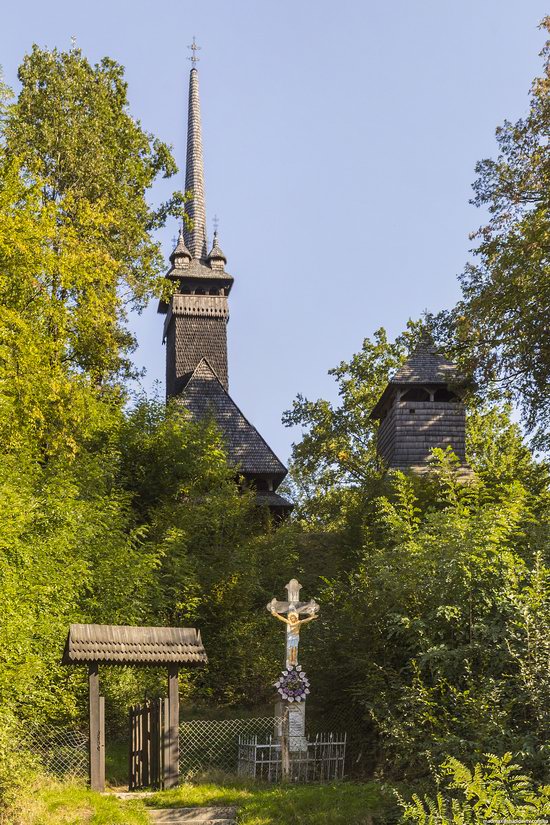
0 49 186 725
434 19 550 447
115 398 301 708
282 325 427 516
0 151 121 458
3 45 182 387
302 460 550 779
283 325 548 523
283 327 549 779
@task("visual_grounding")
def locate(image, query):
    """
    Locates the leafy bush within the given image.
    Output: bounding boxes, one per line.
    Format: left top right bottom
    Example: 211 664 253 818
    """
399 753 550 824
0 710 39 822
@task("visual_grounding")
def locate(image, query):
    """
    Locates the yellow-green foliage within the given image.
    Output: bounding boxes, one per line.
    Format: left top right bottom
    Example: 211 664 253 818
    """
399 753 550 825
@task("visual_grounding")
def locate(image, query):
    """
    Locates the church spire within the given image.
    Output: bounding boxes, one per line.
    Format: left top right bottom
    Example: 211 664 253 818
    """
183 47 208 260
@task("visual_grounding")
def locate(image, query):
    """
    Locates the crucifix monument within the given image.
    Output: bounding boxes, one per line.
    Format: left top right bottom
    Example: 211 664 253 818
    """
267 579 319 750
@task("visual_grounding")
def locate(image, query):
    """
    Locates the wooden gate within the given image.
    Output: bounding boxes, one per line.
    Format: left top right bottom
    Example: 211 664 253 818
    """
129 698 168 790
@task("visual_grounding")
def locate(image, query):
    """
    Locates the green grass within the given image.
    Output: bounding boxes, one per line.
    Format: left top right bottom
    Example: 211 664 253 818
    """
15 775 392 824
148 776 389 825
16 781 149 824
105 739 129 788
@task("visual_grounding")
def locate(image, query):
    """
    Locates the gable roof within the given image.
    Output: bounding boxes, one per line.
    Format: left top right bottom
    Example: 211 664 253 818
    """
178 359 288 480
63 624 207 667
371 345 466 419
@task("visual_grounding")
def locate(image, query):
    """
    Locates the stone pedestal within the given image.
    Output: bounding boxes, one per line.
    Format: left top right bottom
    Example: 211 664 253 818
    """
275 699 308 752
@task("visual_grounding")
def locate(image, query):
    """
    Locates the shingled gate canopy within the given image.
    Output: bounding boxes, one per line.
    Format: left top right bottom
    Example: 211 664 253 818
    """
63 623 207 792
63 623 207 667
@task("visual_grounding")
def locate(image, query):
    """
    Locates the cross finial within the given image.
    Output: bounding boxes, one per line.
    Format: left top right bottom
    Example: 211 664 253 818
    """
213 214 219 236
70 35 77 50
285 579 302 603
171 233 178 247
188 37 201 66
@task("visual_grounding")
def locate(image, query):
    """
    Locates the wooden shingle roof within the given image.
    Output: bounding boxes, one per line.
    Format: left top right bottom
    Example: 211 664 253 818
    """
63 624 207 667
371 345 467 419
179 359 288 480
391 346 462 385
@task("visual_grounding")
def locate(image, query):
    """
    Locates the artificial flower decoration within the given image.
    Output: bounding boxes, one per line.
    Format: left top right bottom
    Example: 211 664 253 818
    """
273 664 311 702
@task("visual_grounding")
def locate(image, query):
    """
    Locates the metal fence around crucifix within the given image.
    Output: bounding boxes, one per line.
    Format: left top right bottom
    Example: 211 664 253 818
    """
176 715 346 783
238 729 347 783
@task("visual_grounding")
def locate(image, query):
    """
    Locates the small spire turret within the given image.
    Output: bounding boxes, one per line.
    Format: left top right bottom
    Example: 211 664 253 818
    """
207 230 227 269
169 226 191 268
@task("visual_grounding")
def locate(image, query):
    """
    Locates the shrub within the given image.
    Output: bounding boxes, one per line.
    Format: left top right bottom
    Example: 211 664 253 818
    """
399 753 550 824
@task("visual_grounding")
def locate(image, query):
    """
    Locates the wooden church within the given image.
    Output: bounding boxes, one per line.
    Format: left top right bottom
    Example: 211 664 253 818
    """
160 55 468 490
158 61 291 514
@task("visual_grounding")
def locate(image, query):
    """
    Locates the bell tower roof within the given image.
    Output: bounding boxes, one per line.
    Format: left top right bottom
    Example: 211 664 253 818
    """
390 346 462 386
370 344 466 420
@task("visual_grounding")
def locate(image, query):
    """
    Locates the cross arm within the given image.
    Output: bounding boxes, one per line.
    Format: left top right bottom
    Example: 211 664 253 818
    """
267 599 290 614
292 599 319 616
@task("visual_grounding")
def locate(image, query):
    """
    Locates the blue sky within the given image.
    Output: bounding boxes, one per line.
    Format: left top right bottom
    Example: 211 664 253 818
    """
2 1 547 464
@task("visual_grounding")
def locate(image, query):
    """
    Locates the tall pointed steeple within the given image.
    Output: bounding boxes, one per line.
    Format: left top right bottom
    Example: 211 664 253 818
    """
183 66 208 260
159 50 292 515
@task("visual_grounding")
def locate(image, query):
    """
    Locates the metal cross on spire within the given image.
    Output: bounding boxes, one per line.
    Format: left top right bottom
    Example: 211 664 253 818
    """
213 214 219 236
188 37 201 66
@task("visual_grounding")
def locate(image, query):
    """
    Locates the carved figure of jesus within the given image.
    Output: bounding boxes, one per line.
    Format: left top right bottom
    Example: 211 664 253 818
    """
267 596 318 666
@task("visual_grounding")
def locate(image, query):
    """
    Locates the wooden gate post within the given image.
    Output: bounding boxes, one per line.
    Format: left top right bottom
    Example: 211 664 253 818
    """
129 706 134 791
150 699 160 789
99 696 105 790
166 665 180 788
88 664 105 792
162 697 170 787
